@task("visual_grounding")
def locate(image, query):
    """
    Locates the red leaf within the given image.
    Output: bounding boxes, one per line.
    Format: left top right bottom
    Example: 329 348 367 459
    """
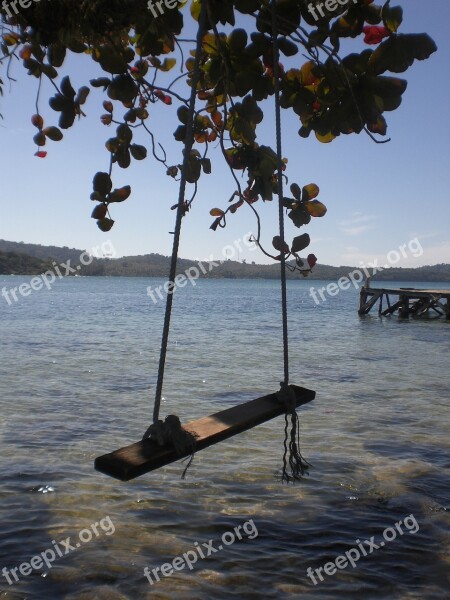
35 151 47 158
362 26 390 45
307 254 317 269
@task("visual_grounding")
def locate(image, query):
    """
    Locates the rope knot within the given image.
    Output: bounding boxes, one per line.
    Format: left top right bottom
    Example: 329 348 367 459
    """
276 383 310 484
143 415 198 479
276 382 297 413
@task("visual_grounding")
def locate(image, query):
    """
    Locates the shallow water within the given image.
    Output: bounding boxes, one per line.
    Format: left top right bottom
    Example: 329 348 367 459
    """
0 276 449 599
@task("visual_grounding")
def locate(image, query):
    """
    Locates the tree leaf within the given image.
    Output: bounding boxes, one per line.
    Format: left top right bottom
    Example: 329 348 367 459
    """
97 218 115 232
76 86 90 105
290 183 301 201
93 172 113 195
272 236 290 254
91 204 108 219
291 233 311 253
210 208 224 217
302 184 320 201
43 126 63 141
130 144 147 160
108 185 131 202
305 200 327 217
307 253 317 268
288 205 311 227
382 4 403 34
159 58 176 72
201 158 212 174
61 76 76 99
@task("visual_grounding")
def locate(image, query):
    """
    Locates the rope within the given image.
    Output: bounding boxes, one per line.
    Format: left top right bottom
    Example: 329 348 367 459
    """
271 0 309 483
271 0 290 387
142 0 208 442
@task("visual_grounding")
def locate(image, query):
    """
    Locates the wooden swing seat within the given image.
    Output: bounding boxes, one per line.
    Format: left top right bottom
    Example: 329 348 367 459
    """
94 385 315 481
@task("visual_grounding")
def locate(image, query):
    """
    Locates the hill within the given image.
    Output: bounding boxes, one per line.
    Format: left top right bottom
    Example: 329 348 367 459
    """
0 251 51 275
0 239 449 281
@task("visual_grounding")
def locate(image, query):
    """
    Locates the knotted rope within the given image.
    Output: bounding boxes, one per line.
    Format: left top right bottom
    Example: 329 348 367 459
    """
142 0 208 475
271 0 309 483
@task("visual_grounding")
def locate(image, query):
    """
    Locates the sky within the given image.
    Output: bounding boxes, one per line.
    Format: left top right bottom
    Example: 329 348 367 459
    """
0 0 449 267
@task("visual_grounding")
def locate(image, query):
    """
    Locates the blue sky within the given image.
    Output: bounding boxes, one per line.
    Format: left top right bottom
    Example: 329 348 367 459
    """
0 0 449 267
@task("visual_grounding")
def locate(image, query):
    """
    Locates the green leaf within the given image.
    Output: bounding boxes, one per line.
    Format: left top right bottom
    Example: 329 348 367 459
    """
159 58 176 72
291 233 311 253
97 218 115 232
94 45 128 74
305 200 327 217
130 144 147 160
107 74 137 103
210 208 224 217
76 86 90 105
278 37 298 57
228 29 248 52
91 204 107 219
93 172 113 196
177 106 189 124
33 132 46 147
116 123 133 144
368 34 437 75
302 184 320 201
90 77 111 89
58 108 76 129
41 64 58 79
290 183 301 201
108 185 131 202
185 154 202 183
288 205 311 228
105 137 119 153
272 236 290 254
382 4 403 34
116 147 131 169
43 126 63 141
48 43 66 68
90 191 105 202
315 131 336 143
3 33 19 46
201 158 212 174
61 76 76 99
49 94 69 112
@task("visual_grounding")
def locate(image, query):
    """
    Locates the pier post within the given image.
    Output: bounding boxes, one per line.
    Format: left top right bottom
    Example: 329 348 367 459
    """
358 288 368 315
399 294 409 319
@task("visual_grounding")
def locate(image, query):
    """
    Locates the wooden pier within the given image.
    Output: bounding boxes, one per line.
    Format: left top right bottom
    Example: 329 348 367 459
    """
359 284 450 319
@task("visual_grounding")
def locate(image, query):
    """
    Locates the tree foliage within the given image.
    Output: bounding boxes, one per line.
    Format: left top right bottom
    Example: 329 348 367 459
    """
0 0 436 272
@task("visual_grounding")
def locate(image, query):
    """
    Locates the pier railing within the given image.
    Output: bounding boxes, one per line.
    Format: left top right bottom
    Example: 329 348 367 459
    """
358 284 450 319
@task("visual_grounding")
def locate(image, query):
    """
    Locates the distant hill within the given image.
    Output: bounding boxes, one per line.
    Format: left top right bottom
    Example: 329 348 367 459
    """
0 240 85 264
0 251 51 275
0 239 449 282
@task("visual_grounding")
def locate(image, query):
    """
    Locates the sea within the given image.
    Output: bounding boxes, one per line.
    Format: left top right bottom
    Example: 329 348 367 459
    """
0 275 449 600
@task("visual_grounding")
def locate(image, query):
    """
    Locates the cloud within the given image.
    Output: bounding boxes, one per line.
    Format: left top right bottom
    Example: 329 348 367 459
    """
416 240 450 266
338 239 450 268
339 213 379 236
342 225 374 236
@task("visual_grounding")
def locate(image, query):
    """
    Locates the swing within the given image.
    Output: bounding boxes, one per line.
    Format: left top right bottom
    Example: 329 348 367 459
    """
94 0 315 483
